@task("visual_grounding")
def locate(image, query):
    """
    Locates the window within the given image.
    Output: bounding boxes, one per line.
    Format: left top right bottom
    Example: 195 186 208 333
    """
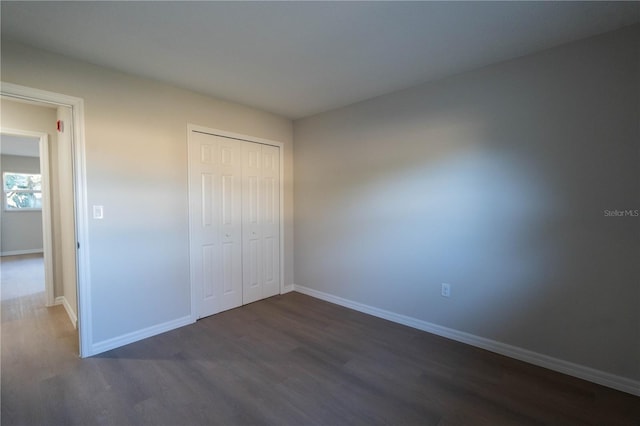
3 172 42 210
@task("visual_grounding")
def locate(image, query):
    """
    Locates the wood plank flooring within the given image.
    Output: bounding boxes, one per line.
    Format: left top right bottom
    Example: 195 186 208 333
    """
2 288 639 425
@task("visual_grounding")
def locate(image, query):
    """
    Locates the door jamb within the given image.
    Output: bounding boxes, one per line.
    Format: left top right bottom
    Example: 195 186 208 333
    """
1 82 92 358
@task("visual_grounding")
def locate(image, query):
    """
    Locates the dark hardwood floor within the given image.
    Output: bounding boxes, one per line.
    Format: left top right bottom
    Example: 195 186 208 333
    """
2 288 639 425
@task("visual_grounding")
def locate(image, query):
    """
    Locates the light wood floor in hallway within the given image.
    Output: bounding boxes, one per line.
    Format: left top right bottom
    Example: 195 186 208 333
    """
2 258 639 425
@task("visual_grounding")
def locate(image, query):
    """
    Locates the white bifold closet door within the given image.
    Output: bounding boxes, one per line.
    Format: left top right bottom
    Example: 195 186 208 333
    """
241 142 281 304
189 130 280 319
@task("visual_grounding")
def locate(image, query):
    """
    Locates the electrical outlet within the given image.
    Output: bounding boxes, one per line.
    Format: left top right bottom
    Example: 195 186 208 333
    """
441 283 451 298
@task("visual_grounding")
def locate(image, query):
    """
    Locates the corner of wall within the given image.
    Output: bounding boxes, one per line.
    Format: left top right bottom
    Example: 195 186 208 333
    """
55 295 77 329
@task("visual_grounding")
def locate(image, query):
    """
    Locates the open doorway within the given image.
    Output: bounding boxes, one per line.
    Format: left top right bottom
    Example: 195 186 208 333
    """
1 82 90 358
1 128 54 302
0 95 79 355
0 132 51 303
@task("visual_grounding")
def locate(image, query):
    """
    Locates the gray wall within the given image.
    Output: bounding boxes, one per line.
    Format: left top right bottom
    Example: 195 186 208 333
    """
293 25 639 381
1 39 293 347
0 154 43 254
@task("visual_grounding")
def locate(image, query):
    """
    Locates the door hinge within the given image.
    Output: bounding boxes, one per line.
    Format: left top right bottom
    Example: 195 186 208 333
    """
77 242 80 249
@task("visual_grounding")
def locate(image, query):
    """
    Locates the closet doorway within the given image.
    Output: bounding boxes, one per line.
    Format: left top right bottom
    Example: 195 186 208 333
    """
188 125 282 319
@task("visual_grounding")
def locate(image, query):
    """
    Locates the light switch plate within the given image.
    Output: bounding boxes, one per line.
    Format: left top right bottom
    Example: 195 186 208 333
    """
93 205 104 219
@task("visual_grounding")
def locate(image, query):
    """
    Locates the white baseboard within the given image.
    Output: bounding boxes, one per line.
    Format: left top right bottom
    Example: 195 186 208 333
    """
293 284 640 397
90 315 194 356
1 249 44 257
281 284 295 294
54 296 78 329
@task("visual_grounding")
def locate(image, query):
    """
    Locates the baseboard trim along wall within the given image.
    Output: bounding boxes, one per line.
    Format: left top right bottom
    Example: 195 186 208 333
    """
90 315 194 356
281 284 295 294
54 296 77 329
293 284 640 397
0 249 44 257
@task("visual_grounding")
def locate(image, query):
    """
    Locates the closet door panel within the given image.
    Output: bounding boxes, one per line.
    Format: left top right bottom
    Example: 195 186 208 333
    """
189 132 220 318
261 144 280 298
242 141 264 304
189 132 242 318
217 138 243 312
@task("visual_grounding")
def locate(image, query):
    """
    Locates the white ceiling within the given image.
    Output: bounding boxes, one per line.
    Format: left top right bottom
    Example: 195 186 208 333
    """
1 1 638 119
1 134 40 158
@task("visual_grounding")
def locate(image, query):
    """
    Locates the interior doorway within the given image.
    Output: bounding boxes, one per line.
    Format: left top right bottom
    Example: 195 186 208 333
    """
0 82 90 357
0 96 78 344
0 129 54 306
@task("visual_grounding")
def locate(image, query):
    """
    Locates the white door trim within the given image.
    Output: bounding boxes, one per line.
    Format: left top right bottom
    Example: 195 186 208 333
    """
1 81 91 358
0 128 54 307
187 123 285 321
